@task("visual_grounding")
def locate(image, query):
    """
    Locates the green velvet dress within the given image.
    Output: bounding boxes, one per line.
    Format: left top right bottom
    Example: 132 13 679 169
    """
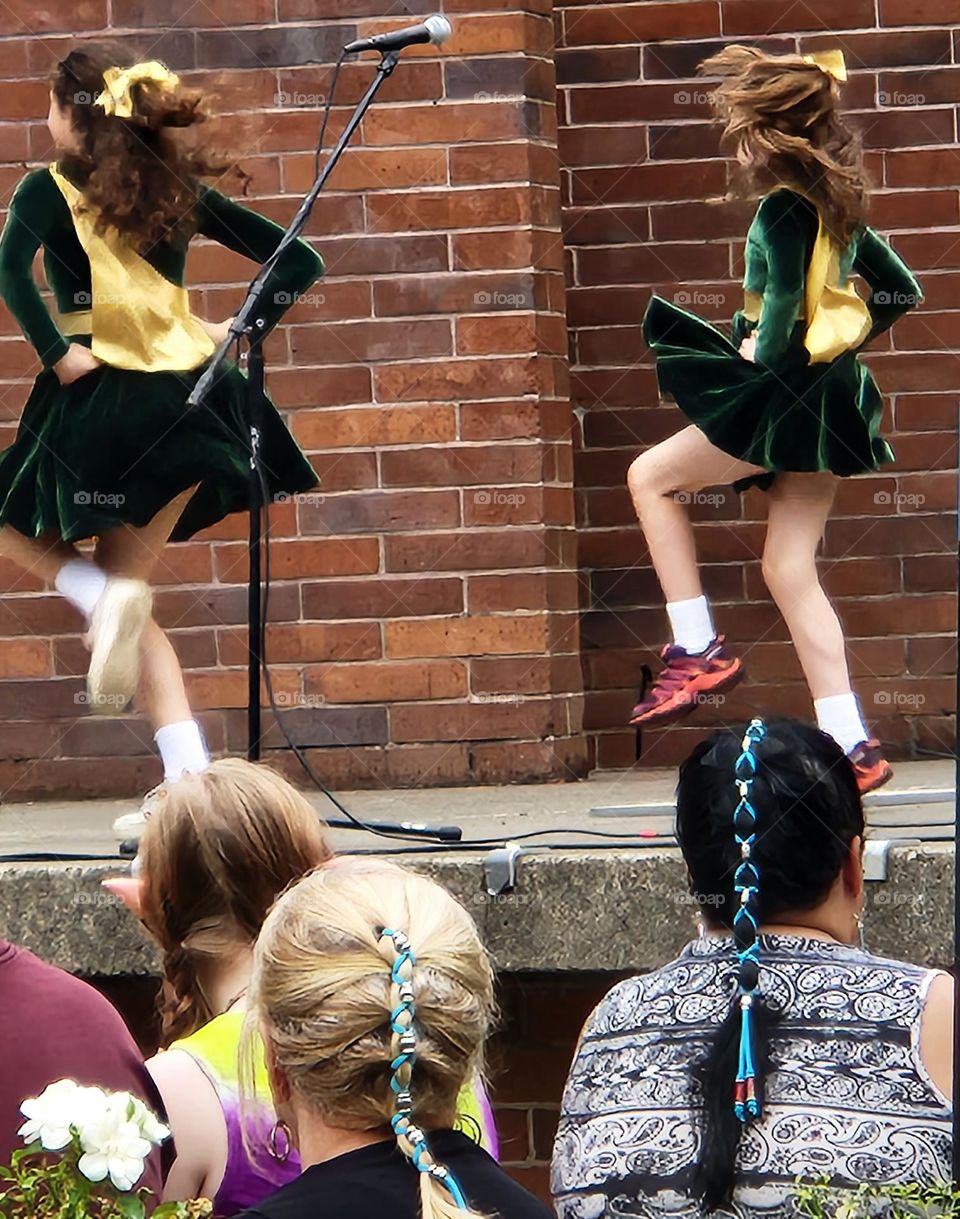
642 188 922 489
0 165 323 542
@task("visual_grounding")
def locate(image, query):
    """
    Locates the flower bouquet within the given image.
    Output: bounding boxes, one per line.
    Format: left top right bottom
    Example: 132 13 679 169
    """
0 1078 212 1218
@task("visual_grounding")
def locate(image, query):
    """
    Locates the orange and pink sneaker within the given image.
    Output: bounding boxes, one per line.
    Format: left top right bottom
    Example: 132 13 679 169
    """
629 635 745 727
847 739 893 795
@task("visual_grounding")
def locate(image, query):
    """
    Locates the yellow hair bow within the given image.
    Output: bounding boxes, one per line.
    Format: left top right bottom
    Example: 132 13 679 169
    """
801 49 848 83
95 61 180 119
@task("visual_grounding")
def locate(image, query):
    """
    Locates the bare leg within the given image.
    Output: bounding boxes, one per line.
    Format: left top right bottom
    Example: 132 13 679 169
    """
0 526 78 583
627 425 766 603
761 472 850 700
94 488 197 732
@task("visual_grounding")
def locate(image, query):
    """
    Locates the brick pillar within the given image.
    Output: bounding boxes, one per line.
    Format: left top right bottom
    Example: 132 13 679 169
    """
0 0 586 796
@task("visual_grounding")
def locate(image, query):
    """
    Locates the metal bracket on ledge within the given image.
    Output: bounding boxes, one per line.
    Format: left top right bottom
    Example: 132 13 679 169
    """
863 837 920 881
484 842 524 897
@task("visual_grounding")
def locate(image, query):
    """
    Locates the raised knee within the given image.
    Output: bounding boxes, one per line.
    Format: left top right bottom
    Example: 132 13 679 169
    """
627 450 672 501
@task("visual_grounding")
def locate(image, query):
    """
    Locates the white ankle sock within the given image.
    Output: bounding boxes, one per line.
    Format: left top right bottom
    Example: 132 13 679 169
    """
666 595 715 654
815 692 868 756
155 719 210 782
54 559 108 619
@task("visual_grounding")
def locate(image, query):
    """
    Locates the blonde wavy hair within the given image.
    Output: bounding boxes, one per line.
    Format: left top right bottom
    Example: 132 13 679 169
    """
702 44 868 243
246 858 496 1219
139 757 333 1047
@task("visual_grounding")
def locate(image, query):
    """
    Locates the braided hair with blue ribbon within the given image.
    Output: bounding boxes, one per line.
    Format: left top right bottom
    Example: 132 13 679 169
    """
732 717 766 1122
379 926 470 1212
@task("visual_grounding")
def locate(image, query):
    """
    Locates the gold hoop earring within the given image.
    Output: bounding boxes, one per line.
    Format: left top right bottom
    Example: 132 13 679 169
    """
267 1118 292 1163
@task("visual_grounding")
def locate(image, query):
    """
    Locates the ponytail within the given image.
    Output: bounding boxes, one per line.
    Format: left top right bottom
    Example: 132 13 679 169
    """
691 719 780 1211
379 927 481 1219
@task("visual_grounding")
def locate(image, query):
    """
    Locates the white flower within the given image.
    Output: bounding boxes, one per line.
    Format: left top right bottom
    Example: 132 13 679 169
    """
18 1079 108 1151
77 1094 154 1192
129 1095 171 1145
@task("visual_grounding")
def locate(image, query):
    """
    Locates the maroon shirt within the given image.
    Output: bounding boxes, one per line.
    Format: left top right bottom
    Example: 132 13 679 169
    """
0 940 165 1200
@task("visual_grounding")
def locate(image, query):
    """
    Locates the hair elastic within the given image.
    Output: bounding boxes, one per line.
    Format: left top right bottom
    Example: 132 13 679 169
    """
732 718 766 1123
379 927 469 1210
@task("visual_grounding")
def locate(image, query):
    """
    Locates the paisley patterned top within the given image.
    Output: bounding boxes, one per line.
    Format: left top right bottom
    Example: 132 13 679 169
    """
552 935 952 1219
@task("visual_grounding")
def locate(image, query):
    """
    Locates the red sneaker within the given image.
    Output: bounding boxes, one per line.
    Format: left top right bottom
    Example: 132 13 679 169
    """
629 636 745 727
848 739 893 794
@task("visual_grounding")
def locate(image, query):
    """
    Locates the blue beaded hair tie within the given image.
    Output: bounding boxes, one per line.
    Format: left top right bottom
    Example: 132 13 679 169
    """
732 718 766 1123
379 927 469 1211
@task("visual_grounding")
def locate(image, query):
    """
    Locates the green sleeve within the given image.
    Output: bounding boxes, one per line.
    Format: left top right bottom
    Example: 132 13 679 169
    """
195 185 324 333
752 192 812 368
853 227 923 340
0 169 70 368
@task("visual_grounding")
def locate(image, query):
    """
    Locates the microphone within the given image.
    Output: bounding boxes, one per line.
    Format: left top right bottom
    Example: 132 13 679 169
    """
343 14 452 55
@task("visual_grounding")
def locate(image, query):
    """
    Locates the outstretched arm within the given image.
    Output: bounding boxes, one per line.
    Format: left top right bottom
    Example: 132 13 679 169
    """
194 185 324 334
853 227 923 340
0 169 71 368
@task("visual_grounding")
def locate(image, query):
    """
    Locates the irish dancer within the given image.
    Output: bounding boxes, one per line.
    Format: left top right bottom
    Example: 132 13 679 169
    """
628 47 922 793
0 48 323 827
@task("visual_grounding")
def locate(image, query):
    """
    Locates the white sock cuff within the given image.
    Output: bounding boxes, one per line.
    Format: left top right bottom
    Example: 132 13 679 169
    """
155 719 211 782
54 559 108 619
814 692 868 757
666 594 715 655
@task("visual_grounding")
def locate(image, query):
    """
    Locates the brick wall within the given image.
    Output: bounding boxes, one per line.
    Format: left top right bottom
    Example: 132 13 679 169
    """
559 1 959 769
0 1 956 796
0 0 587 798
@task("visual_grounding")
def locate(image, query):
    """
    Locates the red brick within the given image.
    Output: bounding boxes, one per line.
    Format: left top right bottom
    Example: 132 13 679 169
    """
469 570 580 613
300 490 461 535
305 659 467 703
293 405 456 450
391 696 565 743
386 528 565 573
375 357 539 403
880 0 958 24
561 2 719 47
893 394 958 433
218 623 381 666
869 191 960 231
886 150 960 189
450 142 559 187
571 161 727 207
285 148 447 194
725 0 875 33
214 537 380 582
385 615 549 659
302 577 464 621
381 444 544 488
801 29 951 68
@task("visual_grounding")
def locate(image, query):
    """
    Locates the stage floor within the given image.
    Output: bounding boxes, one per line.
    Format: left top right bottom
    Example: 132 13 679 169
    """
0 758 953 863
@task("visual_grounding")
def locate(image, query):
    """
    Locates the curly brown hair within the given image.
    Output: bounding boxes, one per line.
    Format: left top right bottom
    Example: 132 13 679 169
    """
700 45 869 244
50 45 234 253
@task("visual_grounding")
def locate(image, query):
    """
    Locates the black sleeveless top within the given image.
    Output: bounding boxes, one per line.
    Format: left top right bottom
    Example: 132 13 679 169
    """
552 934 952 1219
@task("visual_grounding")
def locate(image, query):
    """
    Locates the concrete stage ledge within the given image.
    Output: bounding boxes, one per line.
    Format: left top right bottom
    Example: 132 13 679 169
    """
0 761 954 976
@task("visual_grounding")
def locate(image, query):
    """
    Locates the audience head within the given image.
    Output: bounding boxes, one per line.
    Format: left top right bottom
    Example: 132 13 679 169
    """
138 758 332 1046
675 717 865 1211
677 715 865 933
248 858 495 1219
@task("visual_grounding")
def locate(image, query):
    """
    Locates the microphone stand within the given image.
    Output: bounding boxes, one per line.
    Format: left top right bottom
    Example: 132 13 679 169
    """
185 49 463 845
